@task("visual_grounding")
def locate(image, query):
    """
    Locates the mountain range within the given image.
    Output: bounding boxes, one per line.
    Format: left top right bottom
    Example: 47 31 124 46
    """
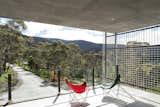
24 36 125 52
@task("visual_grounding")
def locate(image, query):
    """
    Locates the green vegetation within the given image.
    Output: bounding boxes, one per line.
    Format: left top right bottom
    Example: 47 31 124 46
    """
23 41 102 83
0 67 18 94
0 20 27 94
0 24 25 75
1 19 159 96
106 45 160 94
147 89 160 95
0 20 102 88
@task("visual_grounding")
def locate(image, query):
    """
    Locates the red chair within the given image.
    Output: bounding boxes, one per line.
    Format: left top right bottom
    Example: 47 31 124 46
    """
65 79 89 102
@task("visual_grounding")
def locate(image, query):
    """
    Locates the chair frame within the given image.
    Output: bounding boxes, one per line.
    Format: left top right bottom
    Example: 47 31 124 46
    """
65 79 89 103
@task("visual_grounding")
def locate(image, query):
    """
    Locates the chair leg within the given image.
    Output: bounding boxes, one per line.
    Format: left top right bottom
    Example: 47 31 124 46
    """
103 88 111 97
120 86 136 100
69 90 89 103
70 92 79 102
83 88 90 102
116 84 120 96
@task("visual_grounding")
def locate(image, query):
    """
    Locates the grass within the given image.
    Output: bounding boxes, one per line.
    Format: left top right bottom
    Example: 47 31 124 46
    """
23 64 30 71
0 71 9 82
147 89 160 95
39 69 50 80
0 68 18 94
0 69 11 93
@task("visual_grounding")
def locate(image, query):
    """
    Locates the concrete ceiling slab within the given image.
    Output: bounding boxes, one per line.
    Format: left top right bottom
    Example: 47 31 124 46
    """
0 0 160 32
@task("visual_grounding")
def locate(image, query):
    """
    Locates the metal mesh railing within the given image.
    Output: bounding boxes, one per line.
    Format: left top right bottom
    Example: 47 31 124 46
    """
105 25 160 92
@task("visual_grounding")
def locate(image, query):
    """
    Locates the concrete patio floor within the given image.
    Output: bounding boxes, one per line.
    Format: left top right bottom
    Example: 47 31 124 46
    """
5 85 160 107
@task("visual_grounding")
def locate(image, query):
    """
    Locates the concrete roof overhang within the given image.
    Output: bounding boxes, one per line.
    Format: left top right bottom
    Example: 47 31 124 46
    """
0 0 160 32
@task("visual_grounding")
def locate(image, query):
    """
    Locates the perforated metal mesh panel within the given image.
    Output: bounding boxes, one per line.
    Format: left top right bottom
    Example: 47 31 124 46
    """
105 25 160 92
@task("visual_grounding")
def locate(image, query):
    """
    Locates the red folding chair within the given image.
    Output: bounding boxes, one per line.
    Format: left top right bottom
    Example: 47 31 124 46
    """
65 79 89 103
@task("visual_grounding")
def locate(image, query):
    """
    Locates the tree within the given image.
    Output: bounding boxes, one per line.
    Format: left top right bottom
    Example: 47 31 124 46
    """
22 38 103 83
0 25 25 73
25 42 48 74
6 19 27 32
48 42 69 70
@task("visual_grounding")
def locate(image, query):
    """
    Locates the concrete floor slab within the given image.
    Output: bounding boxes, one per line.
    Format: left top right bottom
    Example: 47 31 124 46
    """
6 85 160 107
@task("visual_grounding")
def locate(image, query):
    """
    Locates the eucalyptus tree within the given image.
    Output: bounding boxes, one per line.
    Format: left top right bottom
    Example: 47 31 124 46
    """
48 42 69 71
45 41 70 81
25 42 49 74
92 53 102 78
6 19 27 32
0 25 25 73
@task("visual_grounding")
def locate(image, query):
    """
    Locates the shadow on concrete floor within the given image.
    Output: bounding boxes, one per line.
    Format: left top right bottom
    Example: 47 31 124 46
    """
70 102 90 107
102 96 155 107
102 96 127 107
124 101 155 107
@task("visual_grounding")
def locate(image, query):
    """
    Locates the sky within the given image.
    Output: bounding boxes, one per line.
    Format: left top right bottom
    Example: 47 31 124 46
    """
0 17 160 45
106 27 160 45
0 17 105 44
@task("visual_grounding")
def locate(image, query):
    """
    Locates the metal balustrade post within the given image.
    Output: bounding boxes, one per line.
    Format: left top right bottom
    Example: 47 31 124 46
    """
115 32 118 73
104 33 107 79
116 65 119 74
57 70 61 93
115 32 117 65
8 74 12 102
92 67 95 89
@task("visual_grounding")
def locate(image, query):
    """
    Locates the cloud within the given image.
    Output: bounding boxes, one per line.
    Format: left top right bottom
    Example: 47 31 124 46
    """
111 27 160 45
38 28 104 44
1 17 159 45
0 17 10 25
22 21 64 36
0 17 105 44
23 21 104 44
1 17 160 45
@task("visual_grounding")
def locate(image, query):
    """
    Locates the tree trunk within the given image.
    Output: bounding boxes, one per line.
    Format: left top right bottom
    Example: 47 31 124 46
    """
3 49 8 72
3 58 7 72
0 70 1 77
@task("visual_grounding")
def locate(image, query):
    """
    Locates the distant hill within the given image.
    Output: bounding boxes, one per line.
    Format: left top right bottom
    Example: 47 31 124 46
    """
23 36 125 52
64 40 103 52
